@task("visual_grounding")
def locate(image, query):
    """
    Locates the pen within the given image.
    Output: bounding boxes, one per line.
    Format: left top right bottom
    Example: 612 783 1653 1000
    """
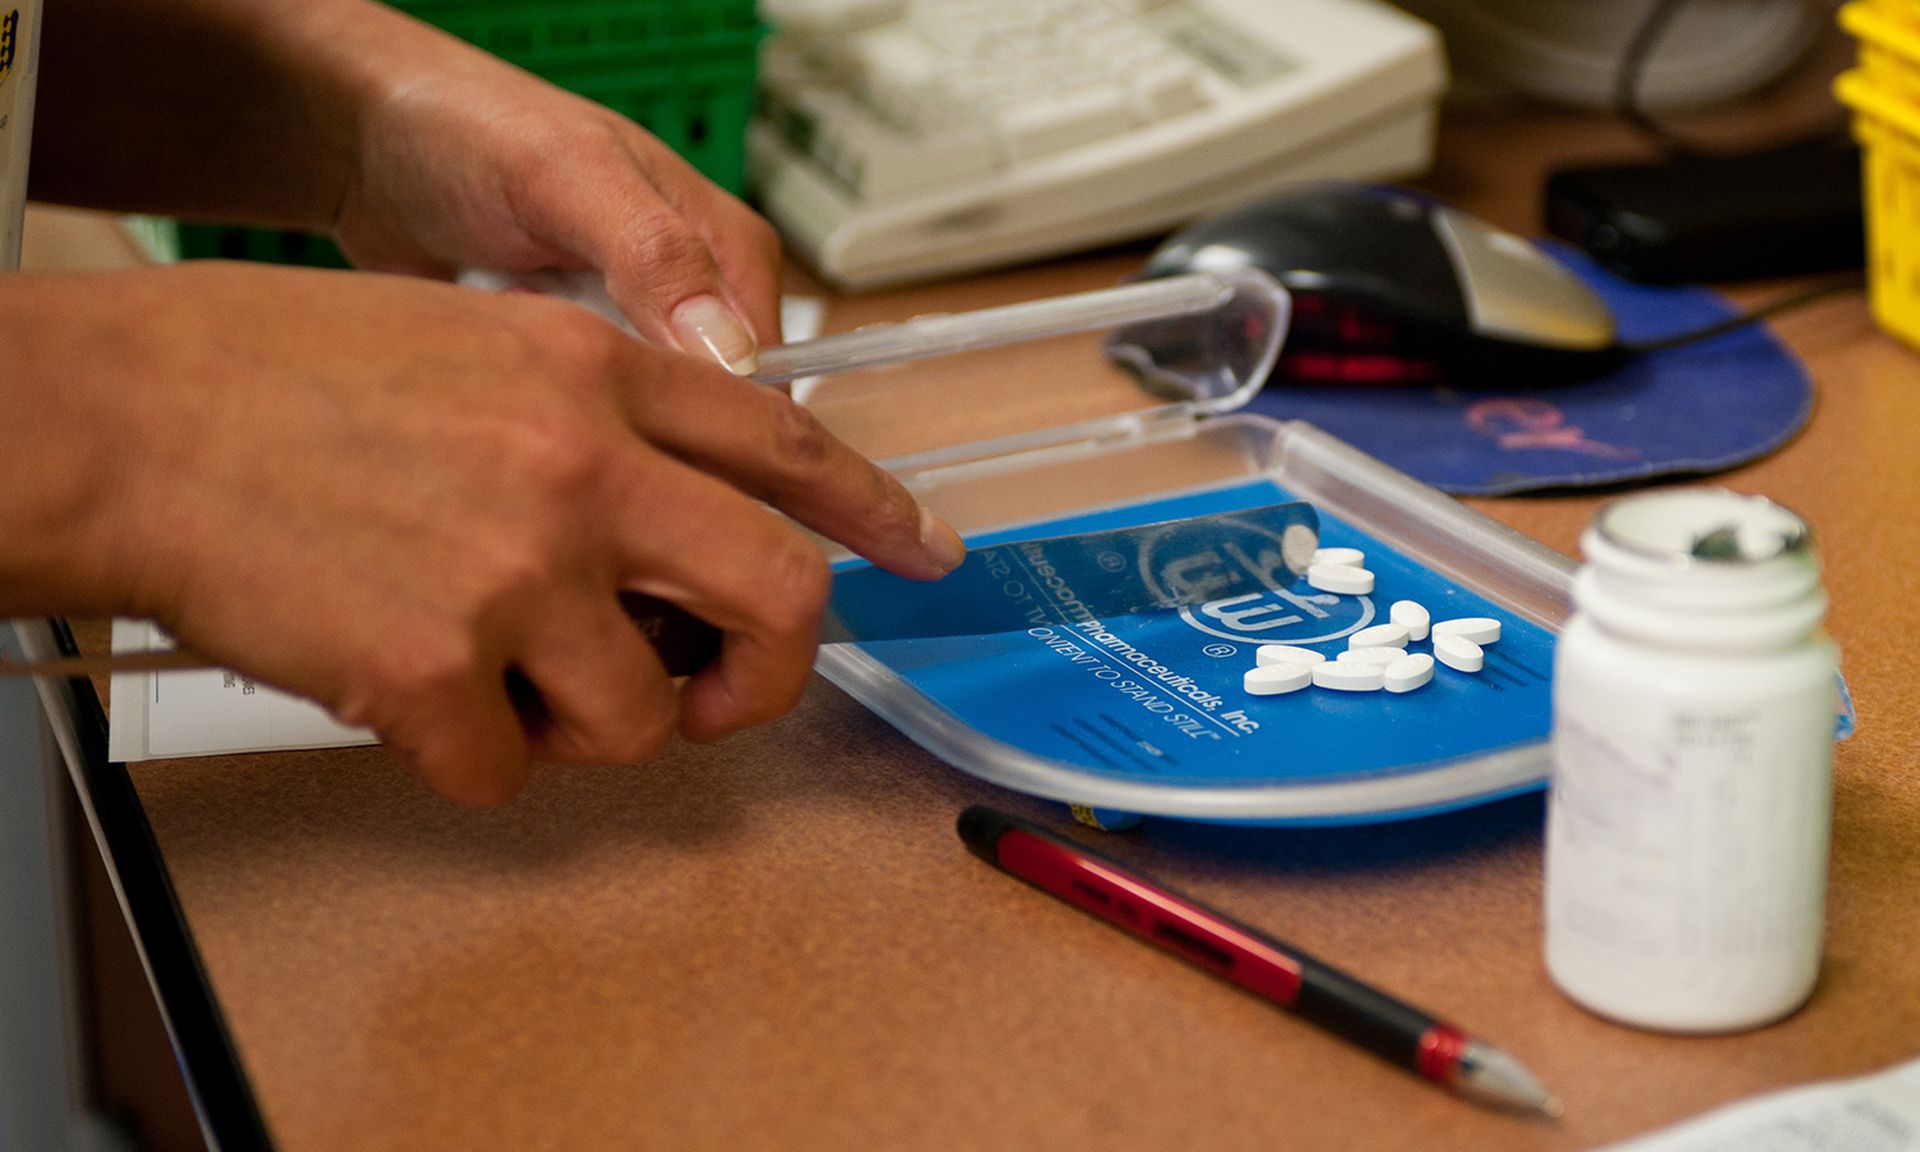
957 806 1561 1118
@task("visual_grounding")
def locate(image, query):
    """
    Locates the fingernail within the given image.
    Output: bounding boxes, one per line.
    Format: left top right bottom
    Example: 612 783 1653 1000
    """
921 505 967 574
671 294 758 375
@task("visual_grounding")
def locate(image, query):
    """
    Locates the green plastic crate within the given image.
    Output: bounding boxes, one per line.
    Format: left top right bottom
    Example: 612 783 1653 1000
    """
179 0 760 268
174 223 350 267
395 0 759 59
391 0 762 193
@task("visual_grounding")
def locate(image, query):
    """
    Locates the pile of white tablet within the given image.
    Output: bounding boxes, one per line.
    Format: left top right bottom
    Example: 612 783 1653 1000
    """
1242 550 1502 697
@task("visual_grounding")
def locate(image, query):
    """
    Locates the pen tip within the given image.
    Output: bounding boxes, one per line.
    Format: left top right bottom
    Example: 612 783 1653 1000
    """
1456 1041 1561 1119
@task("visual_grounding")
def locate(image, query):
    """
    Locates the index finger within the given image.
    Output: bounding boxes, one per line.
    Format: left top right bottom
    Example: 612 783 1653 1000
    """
621 353 966 581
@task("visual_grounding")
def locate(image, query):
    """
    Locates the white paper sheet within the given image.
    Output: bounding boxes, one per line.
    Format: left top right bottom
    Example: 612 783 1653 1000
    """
107 619 373 762
1595 1057 1920 1152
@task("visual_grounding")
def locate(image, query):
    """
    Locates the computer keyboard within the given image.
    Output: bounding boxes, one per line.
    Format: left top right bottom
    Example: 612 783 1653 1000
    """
752 0 1448 289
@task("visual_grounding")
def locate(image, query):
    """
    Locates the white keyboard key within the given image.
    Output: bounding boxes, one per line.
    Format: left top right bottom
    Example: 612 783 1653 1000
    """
1085 23 1164 64
1126 57 1211 120
838 27 938 95
909 5 999 54
766 0 905 33
790 90 996 200
844 124 998 199
993 84 1137 160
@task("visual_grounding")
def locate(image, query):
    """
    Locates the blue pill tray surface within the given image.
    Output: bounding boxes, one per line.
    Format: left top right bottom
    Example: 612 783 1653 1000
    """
822 478 1557 826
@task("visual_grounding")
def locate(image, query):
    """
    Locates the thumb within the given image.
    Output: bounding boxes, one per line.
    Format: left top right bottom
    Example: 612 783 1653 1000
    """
527 150 763 375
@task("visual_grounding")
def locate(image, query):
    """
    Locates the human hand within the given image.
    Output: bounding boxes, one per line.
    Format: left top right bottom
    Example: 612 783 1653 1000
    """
331 35 780 375
21 264 961 804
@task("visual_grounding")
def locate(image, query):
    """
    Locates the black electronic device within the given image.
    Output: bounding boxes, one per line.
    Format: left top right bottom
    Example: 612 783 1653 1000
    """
1137 183 1624 387
1544 133 1866 284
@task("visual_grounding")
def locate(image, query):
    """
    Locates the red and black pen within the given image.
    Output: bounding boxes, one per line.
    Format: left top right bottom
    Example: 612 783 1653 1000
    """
958 806 1561 1117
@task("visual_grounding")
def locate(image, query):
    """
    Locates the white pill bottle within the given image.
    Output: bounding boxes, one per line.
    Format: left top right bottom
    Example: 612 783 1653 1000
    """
1545 488 1836 1033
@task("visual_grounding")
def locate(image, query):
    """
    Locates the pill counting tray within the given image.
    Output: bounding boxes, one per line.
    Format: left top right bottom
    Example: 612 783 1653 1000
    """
764 271 1576 825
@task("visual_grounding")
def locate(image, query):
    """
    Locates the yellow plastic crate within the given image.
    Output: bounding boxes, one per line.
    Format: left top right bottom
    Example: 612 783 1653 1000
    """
1839 3 1920 348
1842 2 1920 99
1860 0 1920 28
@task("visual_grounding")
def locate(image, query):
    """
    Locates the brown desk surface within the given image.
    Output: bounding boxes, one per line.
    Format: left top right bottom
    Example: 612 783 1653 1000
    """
64 100 1920 1151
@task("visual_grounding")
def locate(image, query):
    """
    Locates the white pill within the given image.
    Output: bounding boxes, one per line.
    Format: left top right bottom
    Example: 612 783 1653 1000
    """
1338 646 1407 666
1244 663 1312 696
1384 653 1435 693
1306 564 1375 595
1432 617 1501 646
1434 633 1485 672
1348 623 1410 650
1256 644 1326 668
1311 547 1366 569
1390 600 1430 642
1311 662 1385 692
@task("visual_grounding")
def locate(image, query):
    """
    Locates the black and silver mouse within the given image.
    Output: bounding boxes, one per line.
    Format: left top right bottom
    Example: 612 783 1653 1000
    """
1138 183 1622 386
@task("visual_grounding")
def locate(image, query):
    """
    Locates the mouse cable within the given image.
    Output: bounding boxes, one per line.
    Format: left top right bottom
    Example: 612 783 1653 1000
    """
1619 272 1867 355
1614 0 1700 155
1611 0 1848 157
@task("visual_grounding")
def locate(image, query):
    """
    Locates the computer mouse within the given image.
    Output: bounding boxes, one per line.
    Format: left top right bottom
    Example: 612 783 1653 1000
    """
1137 183 1622 387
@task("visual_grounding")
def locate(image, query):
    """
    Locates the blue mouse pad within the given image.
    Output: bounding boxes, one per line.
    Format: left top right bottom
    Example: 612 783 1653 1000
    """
1242 247 1814 496
829 480 1558 825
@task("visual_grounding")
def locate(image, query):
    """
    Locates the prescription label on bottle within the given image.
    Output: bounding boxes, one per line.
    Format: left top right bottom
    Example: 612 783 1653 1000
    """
1547 684 1832 1014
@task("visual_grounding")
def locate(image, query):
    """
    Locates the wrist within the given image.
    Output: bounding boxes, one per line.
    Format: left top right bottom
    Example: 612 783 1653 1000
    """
274 0 514 238
0 274 159 617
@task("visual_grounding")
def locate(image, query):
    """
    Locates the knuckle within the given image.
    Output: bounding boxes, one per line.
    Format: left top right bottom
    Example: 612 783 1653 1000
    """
760 393 835 483
490 410 618 509
757 536 831 636
621 220 716 295
472 538 553 617
522 300 625 380
375 629 484 702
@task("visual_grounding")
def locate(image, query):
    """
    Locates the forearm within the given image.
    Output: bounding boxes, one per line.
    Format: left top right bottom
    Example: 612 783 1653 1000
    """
0 274 147 617
27 0 481 232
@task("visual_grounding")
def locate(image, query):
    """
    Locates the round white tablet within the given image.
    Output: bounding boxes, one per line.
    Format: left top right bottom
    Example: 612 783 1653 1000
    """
1244 663 1312 696
1434 633 1485 673
1390 600 1430 642
1348 623 1410 649
1432 617 1501 646
1311 662 1385 692
1306 564 1374 596
1255 644 1326 668
1384 653 1435 693
1311 547 1366 569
